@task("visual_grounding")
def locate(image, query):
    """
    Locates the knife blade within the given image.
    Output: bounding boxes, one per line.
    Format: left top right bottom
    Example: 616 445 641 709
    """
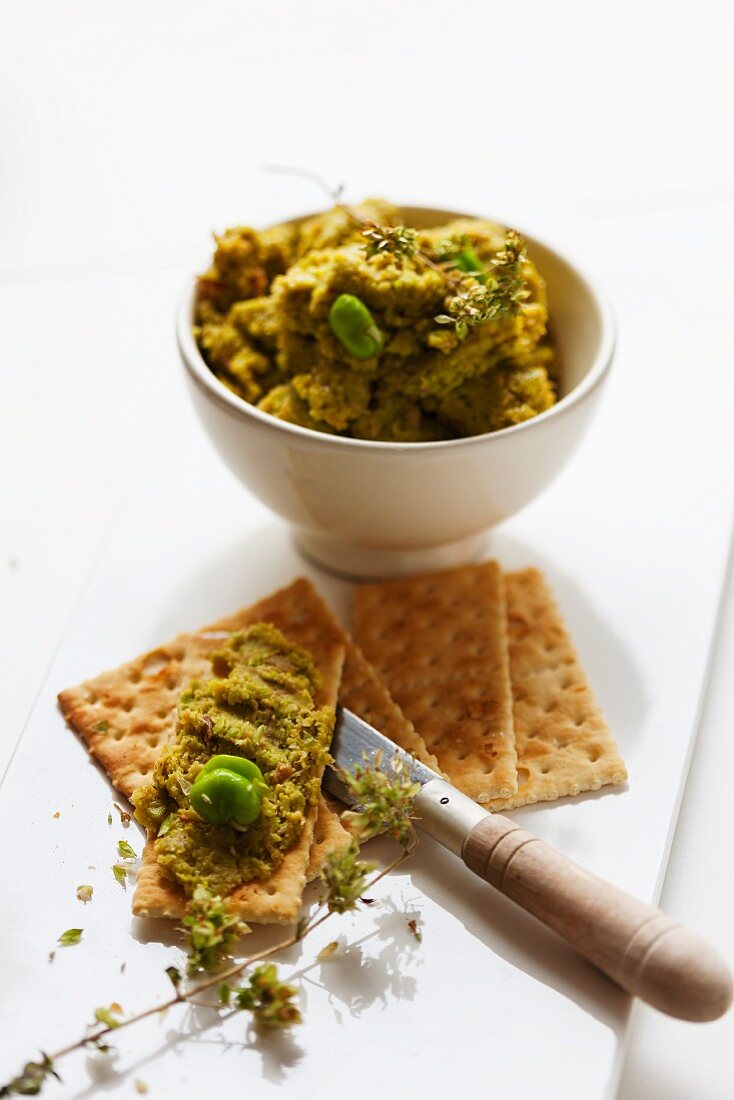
324 707 488 854
324 707 733 1023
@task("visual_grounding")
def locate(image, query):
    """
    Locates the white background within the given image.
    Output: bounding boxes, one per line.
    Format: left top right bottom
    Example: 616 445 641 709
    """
1 2 733 1095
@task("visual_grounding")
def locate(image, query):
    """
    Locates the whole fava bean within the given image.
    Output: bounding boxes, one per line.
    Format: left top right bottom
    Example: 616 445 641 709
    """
328 293 384 359
198 753 267 795
454 247 484 274
190 768 262 827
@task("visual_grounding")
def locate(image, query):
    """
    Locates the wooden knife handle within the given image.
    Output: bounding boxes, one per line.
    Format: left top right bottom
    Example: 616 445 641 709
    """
463 814 732 1021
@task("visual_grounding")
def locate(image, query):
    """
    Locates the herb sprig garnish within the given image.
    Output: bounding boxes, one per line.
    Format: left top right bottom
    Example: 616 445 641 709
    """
2 761 419 1096
183 887 250 975
339 751 420 846
319 840 376 914
265 165 529 339
0 1054 59 1096
435 230 529 338
362 224 418 262
217 964 302 1030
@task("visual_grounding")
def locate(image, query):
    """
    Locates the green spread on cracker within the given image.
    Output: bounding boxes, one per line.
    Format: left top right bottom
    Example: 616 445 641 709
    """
132 623 335 896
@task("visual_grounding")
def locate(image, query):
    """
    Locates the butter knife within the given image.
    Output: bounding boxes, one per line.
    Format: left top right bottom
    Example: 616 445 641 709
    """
323 708 732 1022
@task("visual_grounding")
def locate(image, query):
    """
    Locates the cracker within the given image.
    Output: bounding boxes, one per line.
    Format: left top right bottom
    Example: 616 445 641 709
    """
134 803 321 921
59 578 346 923
305 796 353 881
306 637 440 870
340 640 441 773
488 568 627 811
353 562 517 801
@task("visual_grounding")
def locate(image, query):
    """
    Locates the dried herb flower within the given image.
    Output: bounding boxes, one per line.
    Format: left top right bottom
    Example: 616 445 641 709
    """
76 885 93 904
362 224 418 262
113 803 132 826
165 966 182 991
339 752 420 847
320 840 376 914
0 1052 58 1096
182 886 250 975
230 964 302 1030
435 230 529 338
407 918 423 943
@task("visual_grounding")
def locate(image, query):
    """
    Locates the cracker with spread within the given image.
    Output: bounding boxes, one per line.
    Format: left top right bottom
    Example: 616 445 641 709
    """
60 567 626 926
58 578 438 922
59 581 349 922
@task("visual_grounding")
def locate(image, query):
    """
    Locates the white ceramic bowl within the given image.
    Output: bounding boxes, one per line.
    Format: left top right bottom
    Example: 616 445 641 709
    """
178 207 614 578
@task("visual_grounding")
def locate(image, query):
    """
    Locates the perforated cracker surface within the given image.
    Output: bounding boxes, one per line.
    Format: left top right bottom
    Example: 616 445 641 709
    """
340 640 441 773
353 563 517 801
489 568 627 811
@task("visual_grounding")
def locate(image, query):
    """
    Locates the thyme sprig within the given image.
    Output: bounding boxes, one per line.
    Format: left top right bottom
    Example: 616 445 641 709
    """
264 165 529 339
362 224 418 262
339 751 421 846
218 964 302 1029
0 1053 59 1097
319 840 376 914
2 761 420 1095
182 887 251 975
435 229 529 338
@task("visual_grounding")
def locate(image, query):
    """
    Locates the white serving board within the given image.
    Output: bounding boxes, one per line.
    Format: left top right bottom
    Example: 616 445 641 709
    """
1 246 732 1100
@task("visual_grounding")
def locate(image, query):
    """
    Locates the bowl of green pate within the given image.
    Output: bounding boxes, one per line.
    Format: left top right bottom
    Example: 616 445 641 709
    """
177 203 614 578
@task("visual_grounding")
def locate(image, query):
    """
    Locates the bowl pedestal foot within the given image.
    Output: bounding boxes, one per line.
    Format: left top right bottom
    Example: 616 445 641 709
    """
294 528 487 580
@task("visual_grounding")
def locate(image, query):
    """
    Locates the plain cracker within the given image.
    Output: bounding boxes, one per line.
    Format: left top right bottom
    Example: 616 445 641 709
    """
305 639 440 874
353 562 517 801
305 796 353 881
489 568 627 811
340 641 441 773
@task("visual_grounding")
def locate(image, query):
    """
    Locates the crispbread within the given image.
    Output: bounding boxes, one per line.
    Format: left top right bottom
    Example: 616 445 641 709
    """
59 578 346 923
488 568 627 811
340 641 441 773
134 804 321 921
353 562 517 801
305 795 353 881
